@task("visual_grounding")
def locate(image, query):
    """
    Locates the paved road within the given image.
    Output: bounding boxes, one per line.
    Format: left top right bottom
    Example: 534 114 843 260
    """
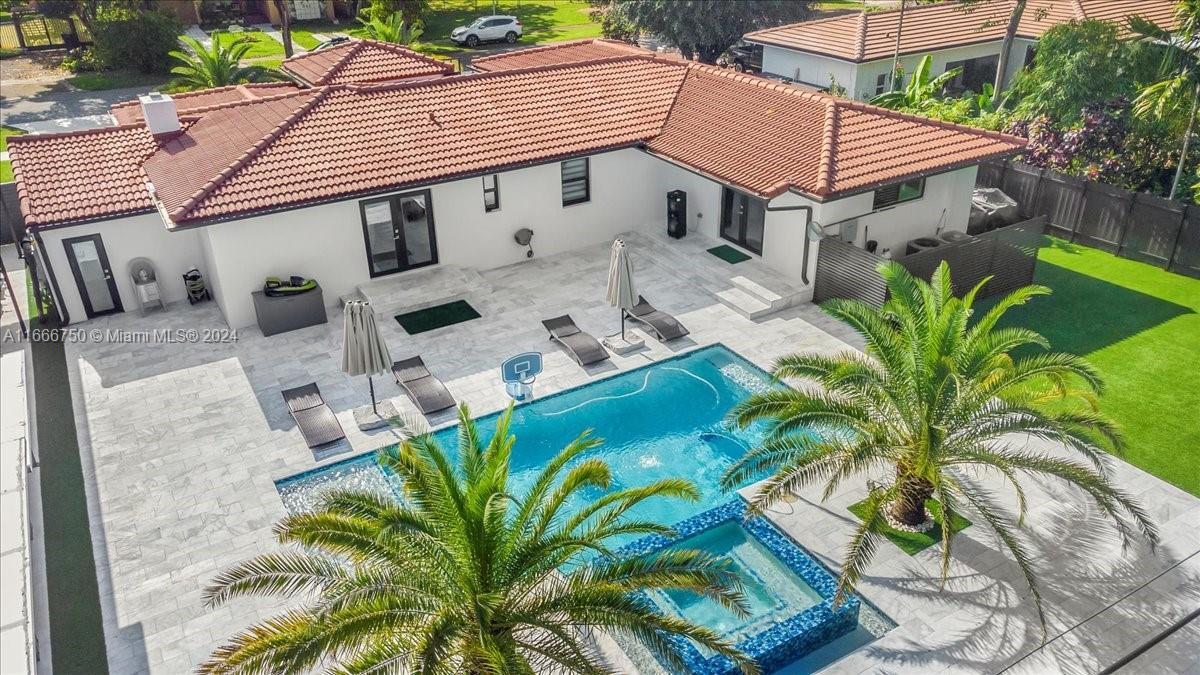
0 79 158 131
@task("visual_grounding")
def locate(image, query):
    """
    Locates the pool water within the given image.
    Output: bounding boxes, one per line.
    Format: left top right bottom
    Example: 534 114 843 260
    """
277 345 778 529
649 523 823 644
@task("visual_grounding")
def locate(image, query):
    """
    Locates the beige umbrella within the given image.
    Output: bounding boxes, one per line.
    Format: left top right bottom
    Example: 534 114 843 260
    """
606 238 637 338
342 300 392 415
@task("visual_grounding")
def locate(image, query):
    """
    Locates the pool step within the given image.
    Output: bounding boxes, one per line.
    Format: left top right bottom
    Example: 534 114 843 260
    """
715 288 774 319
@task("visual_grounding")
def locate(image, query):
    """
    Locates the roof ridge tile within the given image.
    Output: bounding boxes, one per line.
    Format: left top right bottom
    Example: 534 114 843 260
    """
815 99 839 196
169 89 330 220
855 11 869 61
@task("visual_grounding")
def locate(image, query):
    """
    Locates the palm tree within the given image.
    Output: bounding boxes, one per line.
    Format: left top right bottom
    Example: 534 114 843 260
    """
1129 1 1200 200
871 55 962 111
169 36 262 90
358 11 424 45
720 262 1158 631
201 404 758 675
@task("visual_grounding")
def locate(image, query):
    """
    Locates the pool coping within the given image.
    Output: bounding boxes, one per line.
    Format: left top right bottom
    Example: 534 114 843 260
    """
274 342 776 488
616 499 861 675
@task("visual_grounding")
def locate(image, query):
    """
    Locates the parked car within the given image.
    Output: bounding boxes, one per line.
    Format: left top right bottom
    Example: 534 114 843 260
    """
450 15 522 48
721 43 763 74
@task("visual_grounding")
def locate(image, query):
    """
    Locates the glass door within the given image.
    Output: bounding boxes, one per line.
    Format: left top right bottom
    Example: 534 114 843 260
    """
720 187 765 255
63 234 123 318
359 189 438 277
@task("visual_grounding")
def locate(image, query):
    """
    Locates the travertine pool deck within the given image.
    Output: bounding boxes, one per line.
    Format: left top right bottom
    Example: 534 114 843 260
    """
60 236 1198 674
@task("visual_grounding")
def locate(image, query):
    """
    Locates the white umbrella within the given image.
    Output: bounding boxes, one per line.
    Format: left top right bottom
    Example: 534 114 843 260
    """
606 238 637 338
342 300 392 415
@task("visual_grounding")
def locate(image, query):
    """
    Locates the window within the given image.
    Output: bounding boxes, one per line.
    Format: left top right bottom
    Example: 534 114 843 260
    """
561 158 590 206
873 177 925 210
944 55 999 95
875 72 889 96
482 174 500 212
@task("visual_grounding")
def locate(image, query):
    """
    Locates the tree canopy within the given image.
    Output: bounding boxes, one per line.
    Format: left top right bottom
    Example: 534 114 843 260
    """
602 0 814 64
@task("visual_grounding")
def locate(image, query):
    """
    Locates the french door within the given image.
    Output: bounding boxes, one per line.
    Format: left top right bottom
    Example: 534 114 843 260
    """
360 190 439 278
63 234 123 319
720 187 765 255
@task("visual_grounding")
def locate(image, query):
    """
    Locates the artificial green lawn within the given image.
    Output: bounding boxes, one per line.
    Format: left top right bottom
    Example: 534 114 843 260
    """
1 125 22 182
996 237 1200 496
848 499 971 555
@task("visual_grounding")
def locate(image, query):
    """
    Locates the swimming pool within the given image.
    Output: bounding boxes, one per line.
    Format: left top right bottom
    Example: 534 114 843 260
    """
276 344 778 528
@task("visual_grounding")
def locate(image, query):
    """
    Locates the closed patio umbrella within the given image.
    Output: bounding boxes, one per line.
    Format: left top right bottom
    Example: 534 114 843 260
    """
342 300 392 415
606 238 637 338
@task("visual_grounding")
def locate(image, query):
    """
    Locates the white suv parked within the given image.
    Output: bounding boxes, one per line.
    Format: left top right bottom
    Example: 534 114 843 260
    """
450 15 522 48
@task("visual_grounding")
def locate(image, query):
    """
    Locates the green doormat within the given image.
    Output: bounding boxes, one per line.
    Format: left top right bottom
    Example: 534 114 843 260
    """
847 498 971 555
396 300 481 335
707 244 752 264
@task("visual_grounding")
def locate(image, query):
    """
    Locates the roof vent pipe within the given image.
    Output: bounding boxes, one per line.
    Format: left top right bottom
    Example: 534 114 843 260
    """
138 92 180 135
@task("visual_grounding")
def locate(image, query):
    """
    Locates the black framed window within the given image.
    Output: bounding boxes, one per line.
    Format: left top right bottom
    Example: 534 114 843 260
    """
875 72 888 95
483 174 500 211
873 177 925 210
561 158 590 206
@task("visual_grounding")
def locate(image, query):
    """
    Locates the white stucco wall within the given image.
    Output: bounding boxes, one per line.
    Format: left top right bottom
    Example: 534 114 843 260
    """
811 165 979 257
760 38 1036 101
203 148 668 329
758 45 859 91
37 213 206 324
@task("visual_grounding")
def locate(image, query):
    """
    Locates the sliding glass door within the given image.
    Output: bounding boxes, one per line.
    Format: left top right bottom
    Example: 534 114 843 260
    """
359 189 438 277
720 187 765 255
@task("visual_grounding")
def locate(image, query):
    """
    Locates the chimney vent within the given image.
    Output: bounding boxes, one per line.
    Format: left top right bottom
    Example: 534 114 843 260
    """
139 92 180 135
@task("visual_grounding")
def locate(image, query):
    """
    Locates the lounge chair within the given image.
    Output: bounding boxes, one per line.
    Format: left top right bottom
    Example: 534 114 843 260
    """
392 356 456 414
625 296 690 342
282 383 346 448
542 315 610 366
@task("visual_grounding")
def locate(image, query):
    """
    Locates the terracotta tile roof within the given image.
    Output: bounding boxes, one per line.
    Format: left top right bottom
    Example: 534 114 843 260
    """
109 82 303 124
745 0 1179 62
11 56 1024 228
6 124 178 227
646 65 1022 197
470 38 659 72
146 57 686 224
279 39 455 85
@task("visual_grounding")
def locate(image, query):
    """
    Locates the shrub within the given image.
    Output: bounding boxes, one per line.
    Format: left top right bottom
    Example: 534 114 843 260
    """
60 46 102 73
92 6 181 74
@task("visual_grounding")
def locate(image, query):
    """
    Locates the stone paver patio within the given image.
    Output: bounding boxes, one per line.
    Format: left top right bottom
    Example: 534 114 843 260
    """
60 234 1199 674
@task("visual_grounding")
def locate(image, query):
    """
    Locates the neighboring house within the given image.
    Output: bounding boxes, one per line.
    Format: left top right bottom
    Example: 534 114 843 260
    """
279 39 457 85
9 53 1023 330
744 0 1179 101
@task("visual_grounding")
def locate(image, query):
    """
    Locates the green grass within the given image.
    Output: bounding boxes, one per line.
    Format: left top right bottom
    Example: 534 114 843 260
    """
1 125 22 182
289 0 599 55
848 499 971 555
67 70 169 91
994 237 1200 495
396 299 481 334
213 29 286 58
25 273 41 320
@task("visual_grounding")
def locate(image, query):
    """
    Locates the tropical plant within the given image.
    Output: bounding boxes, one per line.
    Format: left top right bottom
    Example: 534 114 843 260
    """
91 5 181 73
201 404 757 675
871 54 962 110
358 10 423 45
1129 0 1200 200
1009 20 1135 125
169 36 265 90
719 262 1159 631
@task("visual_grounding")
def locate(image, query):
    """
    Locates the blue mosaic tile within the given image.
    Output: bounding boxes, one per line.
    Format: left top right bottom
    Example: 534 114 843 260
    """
617 499 860 675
